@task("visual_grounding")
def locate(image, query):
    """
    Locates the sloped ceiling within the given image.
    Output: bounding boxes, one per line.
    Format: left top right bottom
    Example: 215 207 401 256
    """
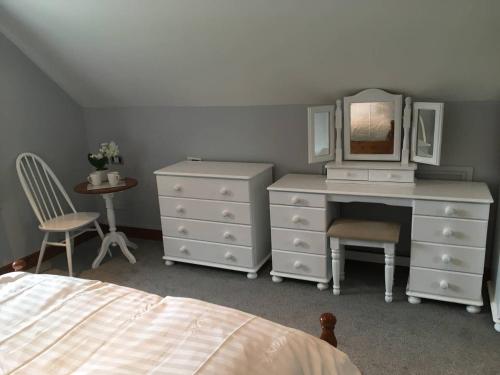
1 0 499 107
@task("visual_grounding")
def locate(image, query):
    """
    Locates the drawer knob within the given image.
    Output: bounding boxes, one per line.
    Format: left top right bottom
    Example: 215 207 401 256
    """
173 184 182 192
291 196 300 204
442 227 453 237
220 187 229 195
293 238 302 246
444 206 455 216
222 209 231 218
224 251 234 260
387 173 394 178
291 215 301 224
441 254 451 264
439 280 449 289
177 226 187 234
175 205 184 213
179 245 188 253
293 260 302 269
223 231 232 239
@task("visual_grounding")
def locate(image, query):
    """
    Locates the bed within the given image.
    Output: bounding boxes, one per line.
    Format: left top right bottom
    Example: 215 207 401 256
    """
0 267 360 374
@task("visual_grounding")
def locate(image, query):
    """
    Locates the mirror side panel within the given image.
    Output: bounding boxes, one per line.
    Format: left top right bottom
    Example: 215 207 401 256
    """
308 105 335 164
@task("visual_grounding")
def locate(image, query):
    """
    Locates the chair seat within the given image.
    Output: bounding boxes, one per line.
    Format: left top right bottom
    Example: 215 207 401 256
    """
327 218 400 244
39 212 100 232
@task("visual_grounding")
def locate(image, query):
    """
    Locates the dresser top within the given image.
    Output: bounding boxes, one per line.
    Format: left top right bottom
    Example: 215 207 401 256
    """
154 161 273 179
268 174 493 204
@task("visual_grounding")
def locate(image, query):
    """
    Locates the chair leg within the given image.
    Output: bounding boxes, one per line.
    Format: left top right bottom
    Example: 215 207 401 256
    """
384 243 395 303
65 231 73 277
330 237 341 295
35 232 50 274
340 244 345 281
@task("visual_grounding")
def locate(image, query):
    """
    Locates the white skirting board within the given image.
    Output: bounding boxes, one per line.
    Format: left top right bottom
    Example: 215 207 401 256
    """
345 248 410 267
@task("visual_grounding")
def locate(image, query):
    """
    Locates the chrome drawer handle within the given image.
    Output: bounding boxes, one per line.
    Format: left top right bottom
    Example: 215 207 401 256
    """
173 184 182 192
293 260 302 269
439 280 449 289
441 254 451 264
220 187 229 195
223 231 232 239
222 209 231 218
442 227 453 237
224 251 234 260
177 226 187 234
293 238 302 246
291 196 301 204
175 205 184 213
444 206 455 216
179 245 188 253
291 215 301 224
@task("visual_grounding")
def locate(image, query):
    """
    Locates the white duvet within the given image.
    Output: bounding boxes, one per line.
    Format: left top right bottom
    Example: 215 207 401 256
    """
0 272 359 375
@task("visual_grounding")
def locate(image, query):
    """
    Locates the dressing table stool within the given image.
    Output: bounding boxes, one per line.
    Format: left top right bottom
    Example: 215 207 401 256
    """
328 219 401 302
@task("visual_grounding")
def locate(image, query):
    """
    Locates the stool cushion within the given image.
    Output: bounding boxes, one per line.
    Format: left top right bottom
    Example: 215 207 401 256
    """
327 218 400 244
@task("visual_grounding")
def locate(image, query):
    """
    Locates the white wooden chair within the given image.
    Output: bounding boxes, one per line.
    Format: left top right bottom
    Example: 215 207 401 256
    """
16 152 105 276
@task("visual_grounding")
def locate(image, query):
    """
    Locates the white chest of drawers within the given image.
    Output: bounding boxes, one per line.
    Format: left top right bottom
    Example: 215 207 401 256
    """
155 161 273 279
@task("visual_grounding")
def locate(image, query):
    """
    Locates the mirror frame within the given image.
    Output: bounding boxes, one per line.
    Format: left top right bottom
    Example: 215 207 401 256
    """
411 102 444 166
308 105 335 164
343 88 403 161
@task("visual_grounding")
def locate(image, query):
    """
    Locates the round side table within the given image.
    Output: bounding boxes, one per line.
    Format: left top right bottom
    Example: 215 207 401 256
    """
74 177 138 268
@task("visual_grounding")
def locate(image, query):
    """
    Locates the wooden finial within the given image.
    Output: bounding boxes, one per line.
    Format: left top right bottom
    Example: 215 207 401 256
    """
12 259 27 272
319 312 337 347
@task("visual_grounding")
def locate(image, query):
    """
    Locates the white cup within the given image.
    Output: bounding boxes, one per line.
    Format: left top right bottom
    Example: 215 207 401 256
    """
107 171 120 187
87 172 102 186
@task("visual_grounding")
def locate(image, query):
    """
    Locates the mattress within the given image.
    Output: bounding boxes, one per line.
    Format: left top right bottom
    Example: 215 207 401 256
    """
0 272 360 375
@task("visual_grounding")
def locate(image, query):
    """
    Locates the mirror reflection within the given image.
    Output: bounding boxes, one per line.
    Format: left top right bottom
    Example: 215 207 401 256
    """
416 109 435 157
350 102 394 155
313 112 330 157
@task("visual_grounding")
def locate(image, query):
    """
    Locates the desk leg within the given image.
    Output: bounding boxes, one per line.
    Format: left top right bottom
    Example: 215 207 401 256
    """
330 237 341 296
384 243 395 303
92 193 137 269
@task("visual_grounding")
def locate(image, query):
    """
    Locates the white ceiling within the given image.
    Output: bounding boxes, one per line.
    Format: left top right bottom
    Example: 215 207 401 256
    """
1 0 499 107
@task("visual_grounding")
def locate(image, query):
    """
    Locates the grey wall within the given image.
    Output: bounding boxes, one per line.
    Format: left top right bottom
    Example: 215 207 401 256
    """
84 102 500 257
0 32 91 267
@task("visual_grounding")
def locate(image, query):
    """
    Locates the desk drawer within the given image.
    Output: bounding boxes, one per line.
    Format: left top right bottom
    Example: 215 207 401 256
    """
159 196 251 224
414 200 490 220
163 237 253 268
327 168 368 181
410 241 485 274
272 250 330 279
269 191 326 208
368 169 414 183
412 216 487 248
271 228 327 255
157 176 249 202
270 205 328 232
408 267 482 302
162 217 252 246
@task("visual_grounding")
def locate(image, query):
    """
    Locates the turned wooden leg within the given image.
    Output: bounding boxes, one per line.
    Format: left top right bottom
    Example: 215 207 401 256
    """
165 260 175 266
466 305 481 314
340 243 345 281
36 232 49 274
272 275 283 283
247 272 258 279
408 296 421 304
384 243 395 303
317 282 329 291
330 237 341 295
494 323 500 332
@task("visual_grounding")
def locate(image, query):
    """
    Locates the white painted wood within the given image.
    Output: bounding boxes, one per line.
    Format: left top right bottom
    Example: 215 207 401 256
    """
401 97 412 165
384 243 395 303
157 175 250 202
408 267 483 303
343 89 403 161
159 196 251 224
326 161 417 170
411 241 485 274
163 237 255 269
162 217 252 247
269 191 326 208
411 102 444 166
269 270 331 284
271 228 327 255
271 250 331 280
413 200 490 220
307 105 335 164
369 169 414 183
327 168 369 181
412 215 488 248
330 237 341 295
487 282 500 331
270 205 328 232
154 161 273 180
335 99 343 165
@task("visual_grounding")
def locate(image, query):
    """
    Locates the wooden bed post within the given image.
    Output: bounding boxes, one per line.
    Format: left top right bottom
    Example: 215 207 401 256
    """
319 312 337 347
12 259 27 272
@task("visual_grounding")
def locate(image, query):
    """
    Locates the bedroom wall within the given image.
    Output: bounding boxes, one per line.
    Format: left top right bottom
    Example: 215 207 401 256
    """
0 32 92 267
84 102 500 258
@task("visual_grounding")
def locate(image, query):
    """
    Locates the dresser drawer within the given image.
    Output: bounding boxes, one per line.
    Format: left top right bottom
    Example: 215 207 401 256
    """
413 200 490 220
159 196 251 225
408 267 482 302
410 241 485 274
163 237 253 268
272 250 331 279
269 191 326 208
161 217 252 246
271 228 327 255
327 168 368 181
412 216 487 248
368 169 414 183
157 176 249 202
270 205 328 231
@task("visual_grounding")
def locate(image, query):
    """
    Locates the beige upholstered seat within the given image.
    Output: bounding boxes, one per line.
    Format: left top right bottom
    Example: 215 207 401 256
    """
327 218 400 244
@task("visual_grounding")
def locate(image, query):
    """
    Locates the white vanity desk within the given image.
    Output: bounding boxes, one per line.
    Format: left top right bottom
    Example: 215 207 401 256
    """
268 174 493 312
